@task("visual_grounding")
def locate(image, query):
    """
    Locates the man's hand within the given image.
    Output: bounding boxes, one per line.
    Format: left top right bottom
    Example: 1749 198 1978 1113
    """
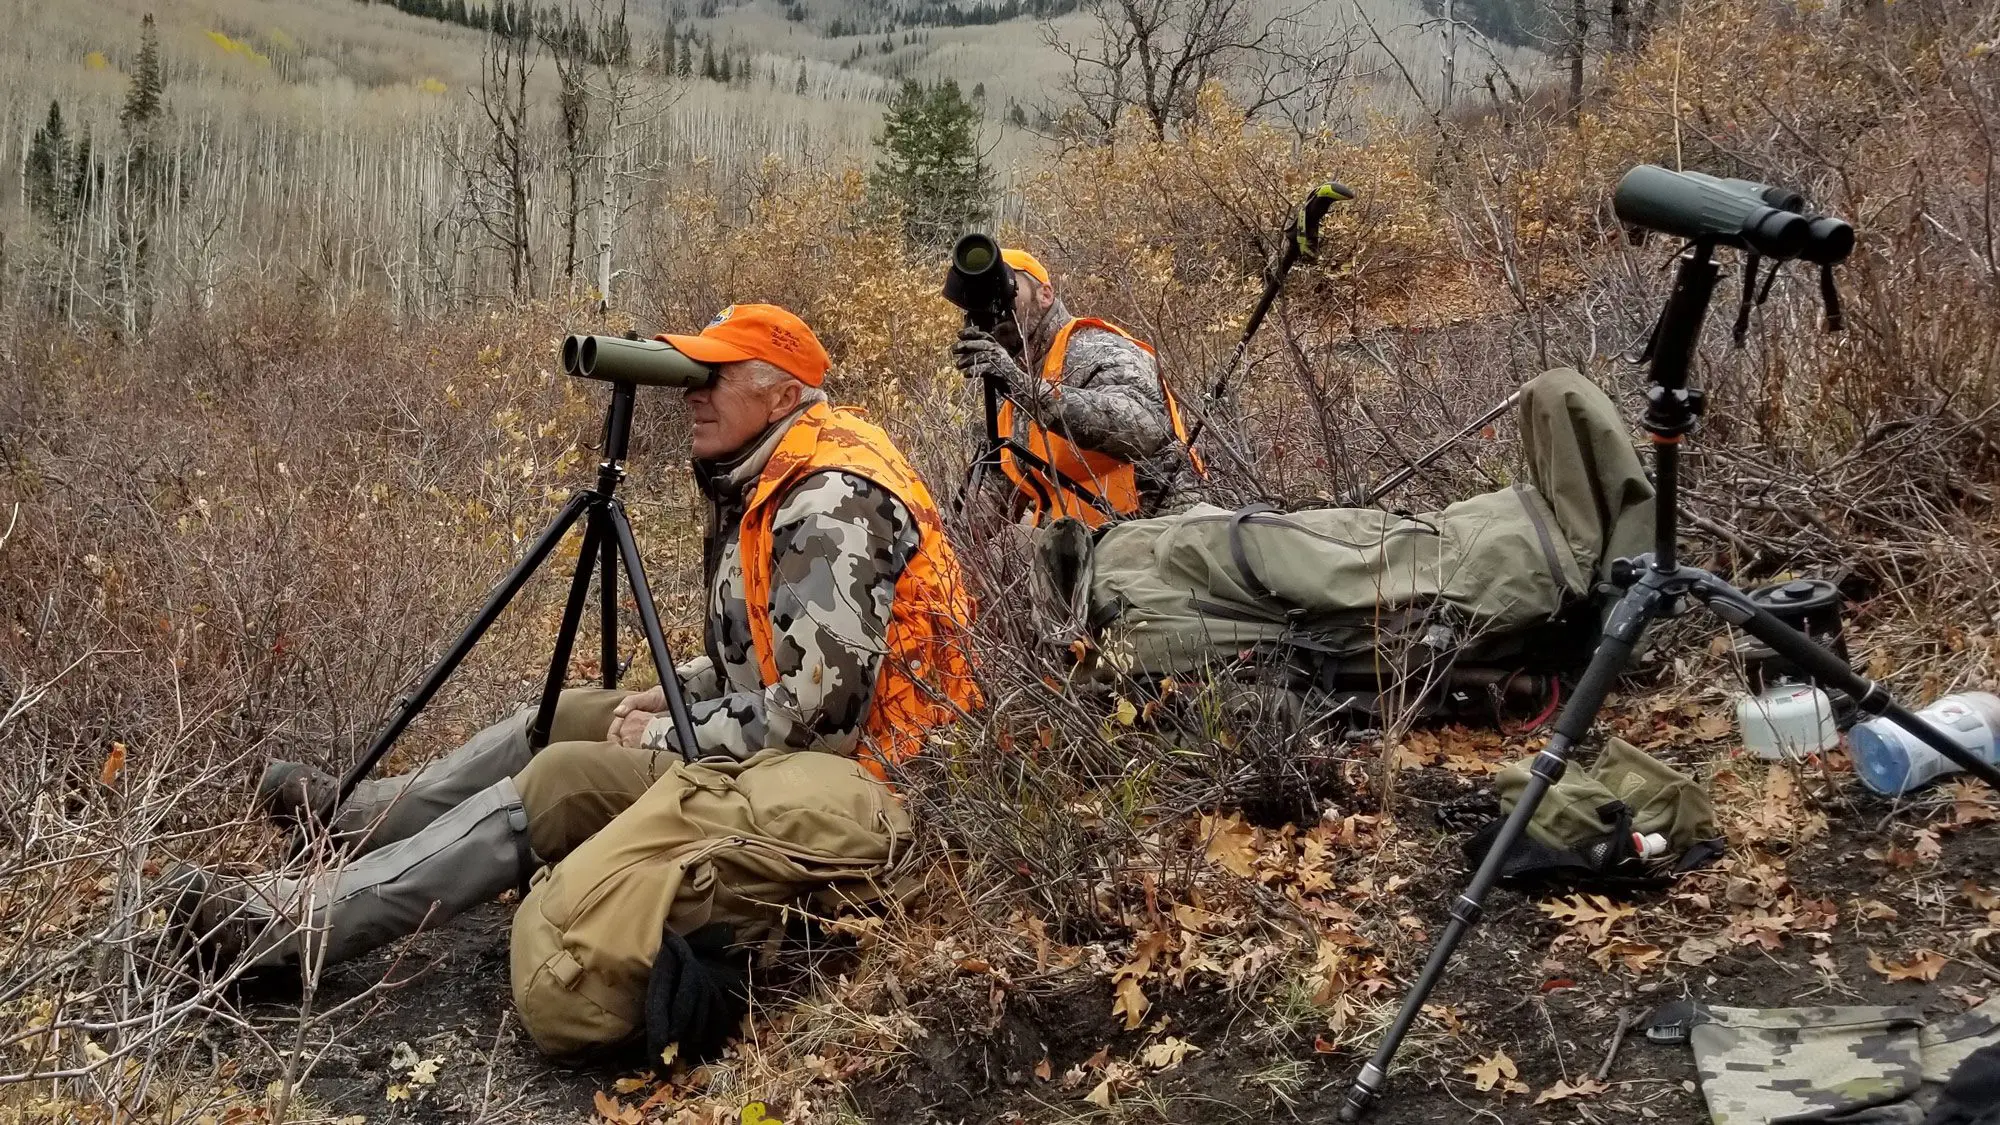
608 686 667 745
952 325 1026 386
608 707 657 747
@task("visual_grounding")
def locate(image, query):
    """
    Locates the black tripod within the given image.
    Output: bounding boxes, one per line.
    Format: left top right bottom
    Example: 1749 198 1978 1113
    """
1339 238 2000 1117
335 378 698 808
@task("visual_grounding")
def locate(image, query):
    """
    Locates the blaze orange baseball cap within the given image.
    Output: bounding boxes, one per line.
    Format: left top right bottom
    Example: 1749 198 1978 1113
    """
656 303 832 387
1002 248 1050 287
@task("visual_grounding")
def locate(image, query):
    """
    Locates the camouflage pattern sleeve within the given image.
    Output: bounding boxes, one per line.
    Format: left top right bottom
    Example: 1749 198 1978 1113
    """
642 471 918 759
673 653 722 703
1012 327 1173 461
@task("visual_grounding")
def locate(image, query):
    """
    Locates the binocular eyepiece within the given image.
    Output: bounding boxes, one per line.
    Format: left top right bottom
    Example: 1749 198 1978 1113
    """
1614 164 1853 264
560 334 718 390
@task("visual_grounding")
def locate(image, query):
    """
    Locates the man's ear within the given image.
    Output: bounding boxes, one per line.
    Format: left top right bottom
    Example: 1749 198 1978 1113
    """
768 378 804 422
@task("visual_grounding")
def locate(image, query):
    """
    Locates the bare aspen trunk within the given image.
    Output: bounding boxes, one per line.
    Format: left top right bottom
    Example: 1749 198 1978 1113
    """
1441 0 1458 113
1569 0 1587 123
595 96 618 311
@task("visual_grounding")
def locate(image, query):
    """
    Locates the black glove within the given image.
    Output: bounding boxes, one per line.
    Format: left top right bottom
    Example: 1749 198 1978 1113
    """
644 922 749 1065
952 324 1026 385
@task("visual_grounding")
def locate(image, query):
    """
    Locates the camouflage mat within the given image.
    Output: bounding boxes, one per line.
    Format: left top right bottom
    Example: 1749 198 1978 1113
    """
1690 998 2000 1124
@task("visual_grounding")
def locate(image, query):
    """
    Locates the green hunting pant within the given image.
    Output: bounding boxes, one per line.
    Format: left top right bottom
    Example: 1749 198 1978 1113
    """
298 689 909 1057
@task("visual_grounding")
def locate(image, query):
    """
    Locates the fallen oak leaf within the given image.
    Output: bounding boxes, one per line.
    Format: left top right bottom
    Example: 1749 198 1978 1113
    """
1590 940 1664 974
1202 813 1259 878
1951 782 2000 826
1139 1037 1200 1071
1964 882 2000 911
1538 894 1635 944
1033 1057 1052 1081
1676 936 1727 965
1535 1077 1609 1104
594 1091 642 1124
1465 1048 1519 1093
613 1075 650 1094
1869 948 1949 982
1112 976 1149 1029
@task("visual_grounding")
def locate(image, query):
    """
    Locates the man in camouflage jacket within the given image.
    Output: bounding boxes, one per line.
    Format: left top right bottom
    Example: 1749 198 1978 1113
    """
167 305 976 1059
952 247 1203 524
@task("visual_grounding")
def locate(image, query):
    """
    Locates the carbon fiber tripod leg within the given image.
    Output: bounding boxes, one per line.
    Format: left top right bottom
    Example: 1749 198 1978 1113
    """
1340 577 1668 1120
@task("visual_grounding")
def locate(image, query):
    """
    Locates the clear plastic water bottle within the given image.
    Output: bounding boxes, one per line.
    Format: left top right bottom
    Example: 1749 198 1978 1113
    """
1848 692 2000 796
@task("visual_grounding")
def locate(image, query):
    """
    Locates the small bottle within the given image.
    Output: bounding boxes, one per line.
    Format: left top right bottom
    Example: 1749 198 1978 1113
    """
1736 683 1840 761
1849 692 2000 797
1631 831 1670 859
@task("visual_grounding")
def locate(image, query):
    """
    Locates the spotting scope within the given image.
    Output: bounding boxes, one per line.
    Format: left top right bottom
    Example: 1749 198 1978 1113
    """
940 232 1028 355
561 334 718 389
1612 165 1852 264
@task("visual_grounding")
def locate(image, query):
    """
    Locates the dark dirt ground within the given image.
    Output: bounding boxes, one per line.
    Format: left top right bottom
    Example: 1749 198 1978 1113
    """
228 732 2000 1125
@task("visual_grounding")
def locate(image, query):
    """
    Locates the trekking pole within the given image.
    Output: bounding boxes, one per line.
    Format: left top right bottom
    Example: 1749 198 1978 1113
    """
1186 180 1356 449
1349 390 1520 506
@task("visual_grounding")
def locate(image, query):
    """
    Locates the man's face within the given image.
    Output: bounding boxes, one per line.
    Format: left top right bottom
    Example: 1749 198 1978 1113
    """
1011 274 1057 337
684 360 800 460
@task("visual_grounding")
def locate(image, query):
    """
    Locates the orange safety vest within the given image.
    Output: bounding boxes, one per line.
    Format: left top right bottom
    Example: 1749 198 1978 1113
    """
996 317 1202 529
739 402 981 780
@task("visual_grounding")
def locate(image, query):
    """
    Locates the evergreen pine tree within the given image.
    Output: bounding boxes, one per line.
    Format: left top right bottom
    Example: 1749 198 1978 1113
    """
677 30 694 76
795 61 808 95
662 20 676 73
869 79 992 249
25 101 71 227
716 48 730 82
701 40 716 79
120 15 164 132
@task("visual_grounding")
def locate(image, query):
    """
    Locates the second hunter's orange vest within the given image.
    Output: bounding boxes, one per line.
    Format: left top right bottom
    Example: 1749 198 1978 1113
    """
740 402 980 780
996 317 1201 529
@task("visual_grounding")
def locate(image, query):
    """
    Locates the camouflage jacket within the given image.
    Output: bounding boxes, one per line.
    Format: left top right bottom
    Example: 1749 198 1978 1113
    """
994 297 1203 516
643 408 919 760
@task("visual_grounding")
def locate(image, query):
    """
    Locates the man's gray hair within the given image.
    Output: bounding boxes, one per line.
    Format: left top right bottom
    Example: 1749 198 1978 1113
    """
743 358 827 405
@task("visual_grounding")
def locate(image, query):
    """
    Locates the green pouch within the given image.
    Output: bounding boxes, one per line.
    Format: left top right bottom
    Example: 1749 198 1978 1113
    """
1498 737 1716 854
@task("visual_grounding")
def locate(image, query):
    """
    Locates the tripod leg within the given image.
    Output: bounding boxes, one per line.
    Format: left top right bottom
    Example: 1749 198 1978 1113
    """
1340 582 1666 1121
1695 578 2000 791
598 508 619 689
606 501 700 762
527 515 602 751
337 491 595 806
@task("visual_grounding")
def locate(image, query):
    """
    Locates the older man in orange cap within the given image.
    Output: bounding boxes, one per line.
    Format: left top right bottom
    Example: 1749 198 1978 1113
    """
172 304 978 1062
951 247 1203 527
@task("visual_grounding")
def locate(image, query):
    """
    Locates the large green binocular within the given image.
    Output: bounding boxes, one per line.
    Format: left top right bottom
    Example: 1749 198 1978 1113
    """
560 334 717 389
1614 164 1853 264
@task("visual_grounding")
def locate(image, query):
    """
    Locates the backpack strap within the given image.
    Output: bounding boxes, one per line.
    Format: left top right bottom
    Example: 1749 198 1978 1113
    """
1228 503 1282 603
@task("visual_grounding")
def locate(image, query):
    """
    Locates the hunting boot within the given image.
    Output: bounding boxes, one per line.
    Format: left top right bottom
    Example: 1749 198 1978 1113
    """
170 777 534 974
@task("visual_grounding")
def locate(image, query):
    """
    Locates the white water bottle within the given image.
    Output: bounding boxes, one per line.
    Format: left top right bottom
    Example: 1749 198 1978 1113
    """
1849 692 2000 796
1736 684 1840 761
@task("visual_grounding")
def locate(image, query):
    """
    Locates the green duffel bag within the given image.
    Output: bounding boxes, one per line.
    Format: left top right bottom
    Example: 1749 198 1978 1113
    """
1039 368 1656 691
